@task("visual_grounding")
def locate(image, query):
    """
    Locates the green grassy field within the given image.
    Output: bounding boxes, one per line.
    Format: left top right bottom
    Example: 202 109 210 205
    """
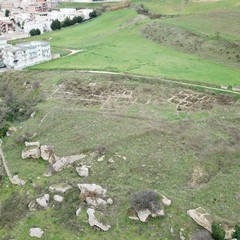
0 71 240 239
131 0 240 15
162 9 240 41
24 8 240 86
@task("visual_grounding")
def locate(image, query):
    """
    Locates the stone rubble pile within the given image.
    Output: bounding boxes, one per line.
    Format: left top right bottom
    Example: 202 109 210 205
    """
78 183 113 231
21 141 87 174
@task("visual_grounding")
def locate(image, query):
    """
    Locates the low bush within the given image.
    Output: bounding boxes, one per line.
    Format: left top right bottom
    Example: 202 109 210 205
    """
232 224 240 239
130 190 160 213
212 223 225 240
0 192 29 228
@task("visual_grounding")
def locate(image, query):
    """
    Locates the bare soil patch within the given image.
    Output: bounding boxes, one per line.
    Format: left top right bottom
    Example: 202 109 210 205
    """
141 22 240 68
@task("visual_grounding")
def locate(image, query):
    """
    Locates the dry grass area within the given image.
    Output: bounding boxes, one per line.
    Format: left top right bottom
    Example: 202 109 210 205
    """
141 22 240 68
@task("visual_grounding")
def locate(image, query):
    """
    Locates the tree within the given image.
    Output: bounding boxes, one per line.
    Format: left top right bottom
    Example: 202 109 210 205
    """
62 17 74 28
72 16 82 24
89 10 97 18
212 223 225 240
29 28 41 36
50 19 61 31
5 9 10 17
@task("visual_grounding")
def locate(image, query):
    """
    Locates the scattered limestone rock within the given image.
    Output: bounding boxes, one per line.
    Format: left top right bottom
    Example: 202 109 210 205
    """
137 209 151 222
78 183 107 197
30 111 36 118
40 145 54 161
97 155 105 162
53 195 64 202
86 197 107 207
187 207 213 232
49 183 72 193
29 227 44 238
223 226 235 240
22 147 41 159
28 200 38 211
76 165 90 177
25 142 40 148
44 194 50 202
87 208 111 231
108 158 114 163
36 194 49 208
12 175 26 186
8 126 17 132
128 215 139 221
76 207 82 217
106 198 113 205
161 195 172 206
179 228 185 240
52 154 86 172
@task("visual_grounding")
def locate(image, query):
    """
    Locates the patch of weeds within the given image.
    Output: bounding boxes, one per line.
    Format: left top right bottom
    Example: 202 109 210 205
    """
190 229 213 240
53 188 82 232
0 192 29 228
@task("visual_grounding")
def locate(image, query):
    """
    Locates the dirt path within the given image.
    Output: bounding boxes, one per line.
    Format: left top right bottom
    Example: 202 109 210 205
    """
63 48 84 57
0 140 13 184
75 70 240 96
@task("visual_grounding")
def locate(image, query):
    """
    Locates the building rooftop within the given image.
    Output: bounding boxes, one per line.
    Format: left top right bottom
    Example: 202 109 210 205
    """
3 46 23 53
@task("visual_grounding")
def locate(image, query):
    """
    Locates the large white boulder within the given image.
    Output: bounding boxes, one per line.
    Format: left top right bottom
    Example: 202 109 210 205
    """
40 145 54 161
36 194 49 209
77 183 107 197
52 154 86 172
21 147 41 159
29 227 44 238
87 208 111 231
53 195 64 202
187 207 213 232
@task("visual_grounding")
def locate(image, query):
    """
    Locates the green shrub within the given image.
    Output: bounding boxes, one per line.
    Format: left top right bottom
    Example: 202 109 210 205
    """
89 10 97 18
232 224 240 239
212 223 225 240
50 19 62 31
5 9 10 17
0 123 9 138
29 28 41 36
130 190 161 214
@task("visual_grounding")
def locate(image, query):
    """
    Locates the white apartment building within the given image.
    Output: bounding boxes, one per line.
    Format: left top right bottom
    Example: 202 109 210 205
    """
2 41 51 70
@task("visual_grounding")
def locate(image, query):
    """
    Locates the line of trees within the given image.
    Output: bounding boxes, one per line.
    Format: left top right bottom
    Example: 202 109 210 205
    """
50 11 97 31
50 16 83 31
